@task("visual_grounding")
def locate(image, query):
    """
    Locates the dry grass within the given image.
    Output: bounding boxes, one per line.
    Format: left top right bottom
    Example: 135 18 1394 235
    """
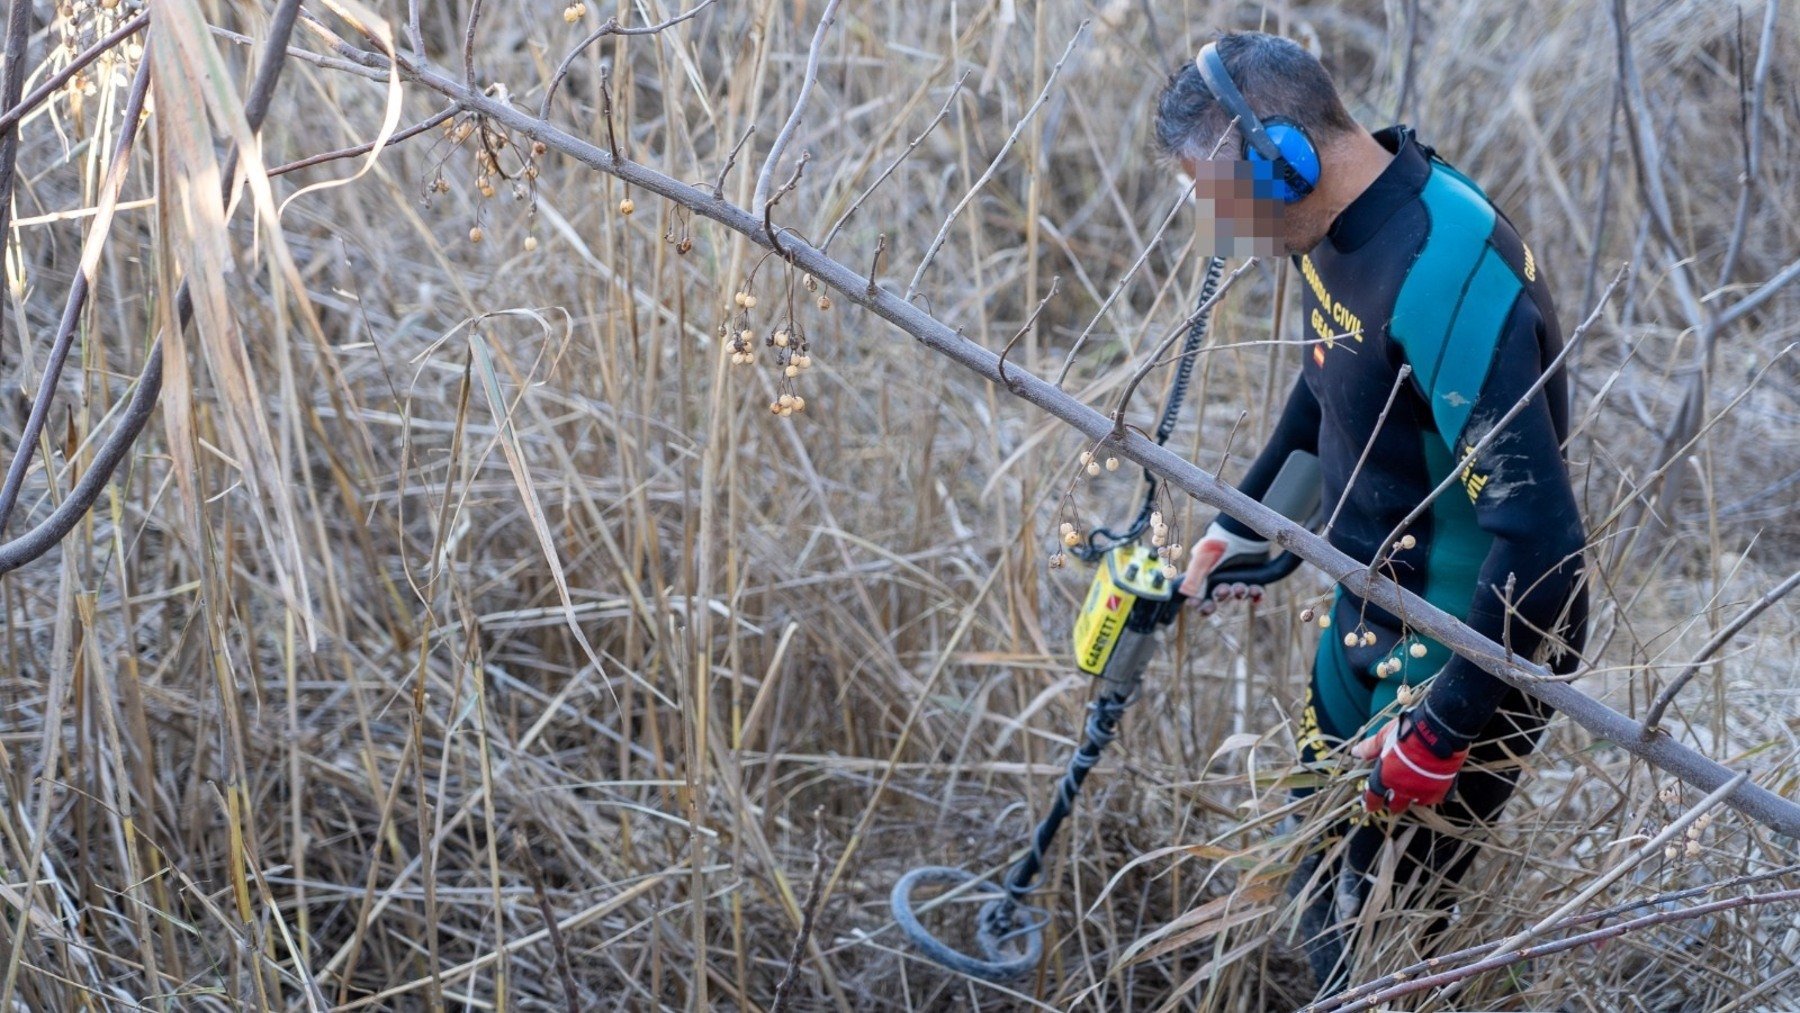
0 0 1797 1009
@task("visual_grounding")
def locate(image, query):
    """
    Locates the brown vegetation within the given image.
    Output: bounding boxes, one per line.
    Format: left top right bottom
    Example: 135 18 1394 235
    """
0 0 1796 1010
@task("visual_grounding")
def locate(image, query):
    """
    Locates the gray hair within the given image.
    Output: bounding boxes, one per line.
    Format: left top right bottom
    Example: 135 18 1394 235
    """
1155 32 1359 163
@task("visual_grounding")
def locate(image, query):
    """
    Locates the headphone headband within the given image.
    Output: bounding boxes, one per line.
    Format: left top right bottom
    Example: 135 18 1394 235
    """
1194 42 1316 200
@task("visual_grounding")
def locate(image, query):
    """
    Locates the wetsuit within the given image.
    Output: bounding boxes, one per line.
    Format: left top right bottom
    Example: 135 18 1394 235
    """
1215 126 1589 970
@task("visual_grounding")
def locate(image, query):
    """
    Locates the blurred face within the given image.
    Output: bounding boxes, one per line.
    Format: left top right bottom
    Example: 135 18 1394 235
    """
1180 155 1332 257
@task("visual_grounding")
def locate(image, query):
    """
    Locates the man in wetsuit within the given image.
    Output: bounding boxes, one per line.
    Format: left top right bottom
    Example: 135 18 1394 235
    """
1155 32 1589 989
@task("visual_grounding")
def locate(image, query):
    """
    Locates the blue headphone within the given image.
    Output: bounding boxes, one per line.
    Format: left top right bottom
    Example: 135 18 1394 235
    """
1195 42 1321 204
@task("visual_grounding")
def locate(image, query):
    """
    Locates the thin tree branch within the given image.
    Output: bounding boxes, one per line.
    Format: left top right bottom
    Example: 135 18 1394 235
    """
1714 0 1777 291
753 0 842 216
1643 569 1800 730
1109 258 1258 429
819 72 968 254
0 0 36 356
1323 365 1412 540
0 11 149 137
905 22 1087 300
1441 771 1745 1005
1713 255 1800 331
516 832 581 1013
1317 884 1800 1012
999 276 1060 390
1326 860 1800 1004
1054 120 1235 388
405 0 424 64
0 56 152 534
0 346 161 575
1054 178 1198 387
462 0 485 91
770 807 830 1013
0 0 307 575
267 105 455 177
1316 772 1748 1011
540 0 720 119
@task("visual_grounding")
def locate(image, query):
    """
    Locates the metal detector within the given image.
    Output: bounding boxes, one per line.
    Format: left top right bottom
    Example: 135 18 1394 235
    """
890 255 1325 980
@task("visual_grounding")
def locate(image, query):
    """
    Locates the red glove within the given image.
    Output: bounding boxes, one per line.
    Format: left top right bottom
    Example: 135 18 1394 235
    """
1352 708 1470 814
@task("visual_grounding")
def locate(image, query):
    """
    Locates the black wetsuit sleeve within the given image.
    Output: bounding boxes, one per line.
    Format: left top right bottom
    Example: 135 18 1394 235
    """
1216 374 1321 540
1423 299 1586 740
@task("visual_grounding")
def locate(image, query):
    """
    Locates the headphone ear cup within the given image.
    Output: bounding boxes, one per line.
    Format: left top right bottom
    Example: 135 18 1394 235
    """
1248 119 1322 204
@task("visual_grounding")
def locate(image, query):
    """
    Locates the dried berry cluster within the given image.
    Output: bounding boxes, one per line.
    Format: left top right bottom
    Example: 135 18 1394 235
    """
725 271 827 417
1146 509 1184 580
1656 783 1715 862
427 112 548 251
56 0 142 120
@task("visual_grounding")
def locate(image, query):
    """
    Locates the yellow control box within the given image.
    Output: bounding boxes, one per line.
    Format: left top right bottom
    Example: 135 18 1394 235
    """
1072 544 1174 676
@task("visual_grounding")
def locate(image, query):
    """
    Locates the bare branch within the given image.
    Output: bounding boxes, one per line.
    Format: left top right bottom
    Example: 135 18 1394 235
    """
540 0 720 119
999 277 1061 390
1715 0 1778 291
1109 259 1259 430
0 0 308 574
1314 773 1747 1011
0 57 153 534
711 124 754 200
753 0 843 215
905 22 1087 301
1714 255 1800 331
1316 884 1800 1011
1323 365 1412 540
0 346 162 575
1644 569 1800 730
267 105 456 177
516 832 581 1013
820 72 968 254
770 807 830 1013
0 0 36 354
0 11 149 136
1055 179 1198 387
1324 860 1800 1006
405 0 424 63
463 0 485 90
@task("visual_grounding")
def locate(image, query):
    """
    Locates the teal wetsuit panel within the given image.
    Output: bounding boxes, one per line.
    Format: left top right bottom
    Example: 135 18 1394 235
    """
1389 168 1523 451
1362 437 1494 717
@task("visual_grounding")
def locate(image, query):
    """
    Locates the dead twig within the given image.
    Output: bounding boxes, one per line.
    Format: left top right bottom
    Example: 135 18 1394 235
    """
820 72 968 253
517 832 582 1013
999 277 1061 390
0 0 36 353
770 808 831 1013
1714 0 1778 291
0 11 149 136
268 105 456 177
0 57 152 535
1373 263 1627 569
712 125 755 200
763 151 811 256
866 234 886 298
1317 772 1749 1011
1322 365 1412 540
1319 884 1800 1012
539 0 720 118
1643 569 1800 730
906 22 1088 301
753 0 843 215
1109 258 1259 434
